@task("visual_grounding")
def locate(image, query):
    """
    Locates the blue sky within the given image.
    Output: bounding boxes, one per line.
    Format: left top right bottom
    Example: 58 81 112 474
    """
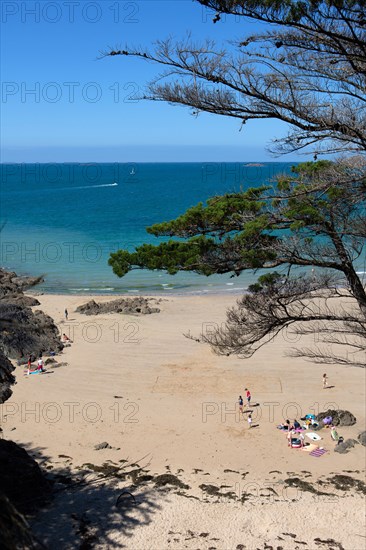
1 0 302 162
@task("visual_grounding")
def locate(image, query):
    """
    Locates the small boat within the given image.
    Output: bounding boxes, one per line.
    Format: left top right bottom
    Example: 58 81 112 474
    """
130 168 135 175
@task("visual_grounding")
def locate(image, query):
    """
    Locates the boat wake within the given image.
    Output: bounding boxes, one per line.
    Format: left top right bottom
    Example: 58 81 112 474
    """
70 183 118 190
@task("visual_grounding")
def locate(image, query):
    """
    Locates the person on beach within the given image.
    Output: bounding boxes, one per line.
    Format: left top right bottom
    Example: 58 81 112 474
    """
245 388 251 407
323 373 328 389
238 395 244 414
293 419 301 430
279 419 293 431
62 333 71 342
37 356 45 373
247 414 252 428
65 308 68 321
27 354 32 376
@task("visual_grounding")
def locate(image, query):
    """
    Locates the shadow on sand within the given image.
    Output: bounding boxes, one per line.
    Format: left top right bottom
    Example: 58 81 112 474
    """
19 442 162 549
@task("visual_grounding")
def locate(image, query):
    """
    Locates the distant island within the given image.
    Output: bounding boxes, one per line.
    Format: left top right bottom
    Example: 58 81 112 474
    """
244 162 265 166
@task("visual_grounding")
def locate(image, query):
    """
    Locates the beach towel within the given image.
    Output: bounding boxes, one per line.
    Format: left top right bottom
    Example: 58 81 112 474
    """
301 443 318 453
309 448 327 457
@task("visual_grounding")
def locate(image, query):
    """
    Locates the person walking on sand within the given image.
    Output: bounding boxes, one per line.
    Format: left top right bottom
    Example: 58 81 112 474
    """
65 308 68 321
238 395 244 414
247 414 252 428
245 388 251 407
323 373 328 389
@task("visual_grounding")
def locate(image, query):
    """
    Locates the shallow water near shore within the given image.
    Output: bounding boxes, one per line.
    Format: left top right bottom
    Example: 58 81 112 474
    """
1 162 294 294
2 161 365 294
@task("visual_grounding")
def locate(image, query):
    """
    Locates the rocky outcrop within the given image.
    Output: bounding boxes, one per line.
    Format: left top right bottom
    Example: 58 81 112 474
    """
0 303 63 360
0 269 43 297
358 431 366 446
76 297 161 316
0 440 51 514
0 269 63 361
316 409 356 426
0 350 15 404
0 269 54 548
0 491 45 549
3 294 40 308
334 439 359 454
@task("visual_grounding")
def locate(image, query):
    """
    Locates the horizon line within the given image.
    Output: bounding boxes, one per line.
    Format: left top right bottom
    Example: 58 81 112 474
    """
0 160 297 165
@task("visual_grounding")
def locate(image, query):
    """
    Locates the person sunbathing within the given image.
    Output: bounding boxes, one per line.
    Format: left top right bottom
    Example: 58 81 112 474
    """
278 419 293 430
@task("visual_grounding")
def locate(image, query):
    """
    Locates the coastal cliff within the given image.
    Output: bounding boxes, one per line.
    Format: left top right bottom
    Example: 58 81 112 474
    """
0 269 63 362
0 269 58 549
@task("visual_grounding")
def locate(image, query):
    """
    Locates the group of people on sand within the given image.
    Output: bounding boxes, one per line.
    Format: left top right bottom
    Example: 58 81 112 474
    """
27 354 45 375
279 419 302 431
25 309 71 377
238 388 253 427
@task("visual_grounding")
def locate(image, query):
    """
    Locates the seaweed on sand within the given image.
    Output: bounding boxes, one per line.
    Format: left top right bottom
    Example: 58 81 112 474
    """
314 537 345 550
327 475 366 494
284 478 332 496
154 474 189 490
200 484 236 500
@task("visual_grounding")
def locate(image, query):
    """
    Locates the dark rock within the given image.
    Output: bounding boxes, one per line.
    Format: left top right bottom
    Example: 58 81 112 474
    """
316 409 356 426
10 275 44 291
0 268 63 367
17 356 32 366
76 297 160 316
94 442 112 450
0 293 40 307
0 491 46 549
76 299 100 314
45 358 57 365
0 303 63 359
0 350 15 404
0 270 59 545
357 431 366 446
0 440 51 514
334 438 359 454
0 269 43 297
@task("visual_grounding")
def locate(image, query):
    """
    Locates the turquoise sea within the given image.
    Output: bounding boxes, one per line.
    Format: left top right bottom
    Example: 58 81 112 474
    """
1 162 297 294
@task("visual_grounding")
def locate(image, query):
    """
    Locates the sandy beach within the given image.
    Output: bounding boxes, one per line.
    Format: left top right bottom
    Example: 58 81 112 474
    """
1 293 365 549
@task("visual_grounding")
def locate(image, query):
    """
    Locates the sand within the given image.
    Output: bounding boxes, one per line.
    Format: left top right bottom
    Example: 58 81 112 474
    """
1 293 365 549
